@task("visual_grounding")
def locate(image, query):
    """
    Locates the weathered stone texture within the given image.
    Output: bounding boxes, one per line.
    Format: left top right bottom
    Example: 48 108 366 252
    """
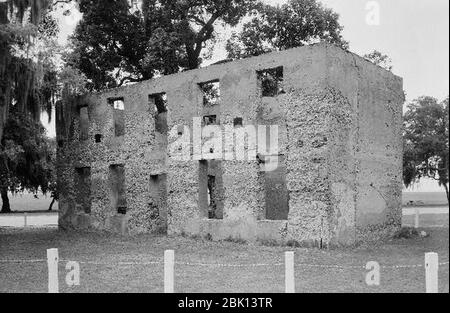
56 43 404 246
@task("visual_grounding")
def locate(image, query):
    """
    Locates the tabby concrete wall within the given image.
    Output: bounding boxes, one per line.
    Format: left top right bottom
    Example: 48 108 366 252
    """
56 43 404 246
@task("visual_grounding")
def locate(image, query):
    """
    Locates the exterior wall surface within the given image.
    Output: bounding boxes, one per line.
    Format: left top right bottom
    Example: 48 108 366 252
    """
56 43 404 246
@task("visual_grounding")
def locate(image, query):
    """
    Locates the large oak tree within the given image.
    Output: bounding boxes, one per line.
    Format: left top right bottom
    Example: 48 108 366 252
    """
403 96 449 204
225 0 348 59
67 0 259 91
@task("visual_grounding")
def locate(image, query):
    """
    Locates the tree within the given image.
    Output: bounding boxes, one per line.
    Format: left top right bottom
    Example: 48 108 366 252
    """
403 96 449 204
0 0 63 212
46 138 58 211
0 0 61 139
0 108 55 213
67 0 258 91
66 0 148 91
363 50 393 71
225 0 348 59
142 0 258 69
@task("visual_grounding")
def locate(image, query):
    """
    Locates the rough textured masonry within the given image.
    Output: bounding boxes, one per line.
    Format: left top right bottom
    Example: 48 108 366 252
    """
56 43 404 247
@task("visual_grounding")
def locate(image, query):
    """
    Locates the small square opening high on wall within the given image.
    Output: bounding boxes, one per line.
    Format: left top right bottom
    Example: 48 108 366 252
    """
149 93 168 134
203 115 218 126
95 134 102 143
257 66 284 97
109 164 127 215
108 98 125 137
198 80 220 106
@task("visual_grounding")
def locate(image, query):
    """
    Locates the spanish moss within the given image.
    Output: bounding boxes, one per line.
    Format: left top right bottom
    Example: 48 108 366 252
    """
0 0 52 139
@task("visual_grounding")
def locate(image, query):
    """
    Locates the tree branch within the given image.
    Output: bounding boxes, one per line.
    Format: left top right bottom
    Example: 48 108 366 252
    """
118 75 142 87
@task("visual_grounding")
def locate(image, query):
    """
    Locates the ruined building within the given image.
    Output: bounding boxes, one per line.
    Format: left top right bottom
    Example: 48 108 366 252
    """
56 43 404 246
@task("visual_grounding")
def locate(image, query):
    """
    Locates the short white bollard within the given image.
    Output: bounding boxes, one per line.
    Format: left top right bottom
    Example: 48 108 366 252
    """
24 213 27 227
164 250 175 293
425 252 439 293
414 208 420 229
285 251 295 293
47 248 59 293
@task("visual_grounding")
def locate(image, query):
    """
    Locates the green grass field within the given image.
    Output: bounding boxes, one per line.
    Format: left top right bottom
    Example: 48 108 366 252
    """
0 226 448 293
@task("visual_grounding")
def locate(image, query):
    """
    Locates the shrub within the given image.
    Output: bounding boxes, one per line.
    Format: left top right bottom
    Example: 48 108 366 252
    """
223 236 247 245
394 227 420 239
258 239 280 247
286 240 301 248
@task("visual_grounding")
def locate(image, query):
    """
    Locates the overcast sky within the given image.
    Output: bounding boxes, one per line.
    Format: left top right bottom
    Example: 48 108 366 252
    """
47 0 449 192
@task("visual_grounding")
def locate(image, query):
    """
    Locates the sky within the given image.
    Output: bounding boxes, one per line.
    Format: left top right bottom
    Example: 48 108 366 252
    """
45 0 449 192
320 0 449 103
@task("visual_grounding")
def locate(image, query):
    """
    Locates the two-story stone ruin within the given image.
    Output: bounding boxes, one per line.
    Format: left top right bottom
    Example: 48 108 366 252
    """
56 43 404 246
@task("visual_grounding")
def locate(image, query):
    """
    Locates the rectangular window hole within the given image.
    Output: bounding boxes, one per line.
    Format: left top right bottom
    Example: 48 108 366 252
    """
79 107 89 141
149 93 168 134
233 117 243 127
95 134 103 143
149 174 168 225
203 115 218 126
262 155 289 220
108 98 125 137
199 160 223 220
207 175 217 219
198 80 220 106
108 98 125 110
109 164 127 215
117 206 127 215
149 93 167 114
257 66 284 97
75 167 91 214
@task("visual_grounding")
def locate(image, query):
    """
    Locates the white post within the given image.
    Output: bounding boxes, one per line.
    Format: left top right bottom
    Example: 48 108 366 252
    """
425 252 439 293
164 250 174 293
24 213 27 227
285 251 295 293
414 208 420 229
47 248 59 293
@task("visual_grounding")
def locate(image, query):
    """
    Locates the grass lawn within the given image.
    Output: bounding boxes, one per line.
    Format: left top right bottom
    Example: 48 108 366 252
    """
403 192 448 207
1 191 446 213
2 191 446 213
0 226 448 293
403 213 449 228
2 193 58 213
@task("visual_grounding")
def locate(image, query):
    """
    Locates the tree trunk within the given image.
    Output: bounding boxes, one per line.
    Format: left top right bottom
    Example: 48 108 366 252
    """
48 197 56 211
1 187 11 213
0 2 8 25
444 184 449 206
187 51 200 70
